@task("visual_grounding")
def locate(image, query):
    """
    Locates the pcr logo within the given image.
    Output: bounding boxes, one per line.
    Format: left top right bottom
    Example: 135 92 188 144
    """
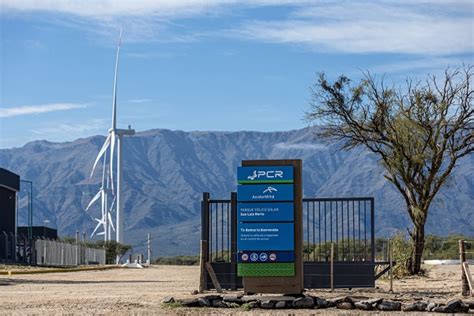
247 170 284 180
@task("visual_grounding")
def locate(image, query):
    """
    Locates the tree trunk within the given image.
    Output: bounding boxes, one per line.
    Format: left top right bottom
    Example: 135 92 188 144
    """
408 225 425 275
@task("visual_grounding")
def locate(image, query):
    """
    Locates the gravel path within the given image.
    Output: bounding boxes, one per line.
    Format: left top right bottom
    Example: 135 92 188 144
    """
0 264 469 315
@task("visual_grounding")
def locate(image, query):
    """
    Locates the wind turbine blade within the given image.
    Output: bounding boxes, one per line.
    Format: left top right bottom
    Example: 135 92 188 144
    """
90 134 111 178
101 190 106 219
96 231 106 236
91 221 102 237
101 150 108 185
111 29 122 131
108 212 116 232
109 132 116 192
109 195 116 212
85 191 101 212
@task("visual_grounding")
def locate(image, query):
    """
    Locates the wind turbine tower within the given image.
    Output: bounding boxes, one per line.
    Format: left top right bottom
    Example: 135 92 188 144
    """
87 30 135 262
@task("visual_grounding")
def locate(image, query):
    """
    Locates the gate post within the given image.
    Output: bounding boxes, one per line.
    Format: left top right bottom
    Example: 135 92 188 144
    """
370 198 375 261
230 192 237 290
199 192 210 292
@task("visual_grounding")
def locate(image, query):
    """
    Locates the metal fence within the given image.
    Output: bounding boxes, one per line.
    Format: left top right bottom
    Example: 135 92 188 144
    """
0 231 106 266
202 192 376 290
303 198 375 262
35 239 106 266
0 232 16 263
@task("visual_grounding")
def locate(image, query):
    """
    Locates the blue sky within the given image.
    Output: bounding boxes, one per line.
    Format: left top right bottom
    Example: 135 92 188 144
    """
1 0 473 148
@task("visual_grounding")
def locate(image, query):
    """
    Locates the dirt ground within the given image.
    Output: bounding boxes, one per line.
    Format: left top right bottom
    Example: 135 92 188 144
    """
0 264 471 315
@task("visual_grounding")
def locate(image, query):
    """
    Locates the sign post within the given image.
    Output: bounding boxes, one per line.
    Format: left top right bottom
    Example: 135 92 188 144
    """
237 159 303 294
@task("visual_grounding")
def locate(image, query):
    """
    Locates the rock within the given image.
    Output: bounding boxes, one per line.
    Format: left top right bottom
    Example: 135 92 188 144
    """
466 301 474 309
191 290 199 295
444 299 469 313
260 300 275 309
228 302 240 308
292 296 315 308
275 301 286 309
180 298 200 307
337 302 354 310
211 299 227 308
403 301 427 312
241 295 259 303
426 302 439 311
314 297 329 308
433 305 447 313
248 301 259 309
162 296 175 304
354 301 372 310
329 296 353 305
203 295 222 301
354 298 383 311
222 295 244 305
377 300 401 311
363 298 383 307
197 298 210 307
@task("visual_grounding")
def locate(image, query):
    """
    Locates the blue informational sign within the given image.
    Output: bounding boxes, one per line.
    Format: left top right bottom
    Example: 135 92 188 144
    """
237 184 294 202
237 166 293 184
238 222 294 251
238 202 294 222
238 251 295 263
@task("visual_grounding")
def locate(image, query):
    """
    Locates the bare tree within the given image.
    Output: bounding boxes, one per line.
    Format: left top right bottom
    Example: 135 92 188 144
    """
306 66 473 274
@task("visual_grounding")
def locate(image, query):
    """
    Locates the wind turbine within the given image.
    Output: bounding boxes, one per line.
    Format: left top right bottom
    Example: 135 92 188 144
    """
87 29 135 260
86 150 114 240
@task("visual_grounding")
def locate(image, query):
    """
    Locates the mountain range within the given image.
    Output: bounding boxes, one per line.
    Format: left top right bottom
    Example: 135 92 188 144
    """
1 127 473 256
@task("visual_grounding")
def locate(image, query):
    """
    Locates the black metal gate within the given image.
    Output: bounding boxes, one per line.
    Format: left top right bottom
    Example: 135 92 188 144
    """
201 193 375 290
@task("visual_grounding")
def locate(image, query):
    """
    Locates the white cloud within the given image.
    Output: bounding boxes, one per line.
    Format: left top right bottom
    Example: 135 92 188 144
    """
369 57 470 74
30 118 107 135
0 103 86 118
0 1 225 18
235 1 474 55
2 0 472 54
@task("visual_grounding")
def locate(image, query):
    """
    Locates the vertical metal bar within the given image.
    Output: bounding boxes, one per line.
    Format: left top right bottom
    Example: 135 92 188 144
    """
324 201 327 260
352 200 355 261
209 196 213 263
346 201 350 261
306 201 309 261
330 242 334 291
335 201 338 261
370 198 375 261
364 200 367 260
312 201 315 262
330 201 333 244
215 202 218 262
318 202 321 261
227 202 230 262
230 192 237 290
358 201 361 260
341 201 344 260
221 203 224 261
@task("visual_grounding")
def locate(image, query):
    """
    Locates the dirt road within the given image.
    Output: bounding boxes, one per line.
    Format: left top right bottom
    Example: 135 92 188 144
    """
0 264 469 315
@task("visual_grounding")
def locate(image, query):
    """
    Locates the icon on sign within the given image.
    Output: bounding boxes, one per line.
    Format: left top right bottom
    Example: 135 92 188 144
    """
250 253 259 262
241 253 249 261
269 253 277 261
259 253 268 261
247 171 258 180
263 186 277 194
